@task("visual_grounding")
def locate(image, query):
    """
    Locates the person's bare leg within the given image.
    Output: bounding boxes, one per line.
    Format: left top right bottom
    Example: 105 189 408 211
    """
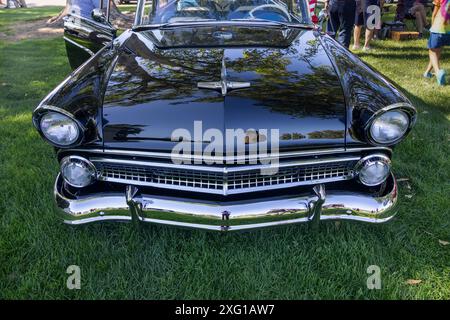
419 5 427 26
353 25 362 49
415 11 424 33
424 59 434 78
364 29 374 49
425 61 433 74
431 48 446 85
429 48 441 74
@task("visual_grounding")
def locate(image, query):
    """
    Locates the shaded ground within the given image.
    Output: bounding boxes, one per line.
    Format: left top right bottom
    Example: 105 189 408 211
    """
0 18 63 41
25 0 66 6
0 6 63 38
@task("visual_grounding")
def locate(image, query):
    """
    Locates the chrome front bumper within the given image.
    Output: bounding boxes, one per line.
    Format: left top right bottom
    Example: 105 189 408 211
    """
54 173 398 231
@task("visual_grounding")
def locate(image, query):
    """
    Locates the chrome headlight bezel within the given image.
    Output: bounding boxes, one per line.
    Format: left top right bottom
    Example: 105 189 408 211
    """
365 103 417 146
33 106 85 148
355 154 391 186
60 156 97 188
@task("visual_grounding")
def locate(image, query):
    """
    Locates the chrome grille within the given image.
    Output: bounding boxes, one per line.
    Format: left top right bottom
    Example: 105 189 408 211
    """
100 164 224 190
227 162 350 191
94 158 357 195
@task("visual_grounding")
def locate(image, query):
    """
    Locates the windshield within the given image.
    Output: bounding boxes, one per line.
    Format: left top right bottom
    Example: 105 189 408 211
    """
137 0 311 26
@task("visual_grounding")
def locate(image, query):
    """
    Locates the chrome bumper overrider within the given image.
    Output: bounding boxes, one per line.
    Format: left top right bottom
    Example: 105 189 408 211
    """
54 174 398 231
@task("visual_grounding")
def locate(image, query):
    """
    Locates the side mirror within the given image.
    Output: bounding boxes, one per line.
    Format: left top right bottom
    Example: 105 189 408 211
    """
91 8 107 24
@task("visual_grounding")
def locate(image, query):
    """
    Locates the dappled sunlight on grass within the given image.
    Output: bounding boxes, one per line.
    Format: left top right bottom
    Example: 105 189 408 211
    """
29 80 49 91
357 39 450 116
2 111 31 123
0 37 69 105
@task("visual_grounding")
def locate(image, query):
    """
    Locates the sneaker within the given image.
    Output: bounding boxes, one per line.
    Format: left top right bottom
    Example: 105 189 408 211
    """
362 46 372 52
423 72 433 79
437 69 447 86
352 45 361 50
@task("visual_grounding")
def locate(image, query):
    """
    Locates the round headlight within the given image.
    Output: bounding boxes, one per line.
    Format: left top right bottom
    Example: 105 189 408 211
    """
369 110 409 144
355 154 391 186
40 112 80 146
61 156 96 188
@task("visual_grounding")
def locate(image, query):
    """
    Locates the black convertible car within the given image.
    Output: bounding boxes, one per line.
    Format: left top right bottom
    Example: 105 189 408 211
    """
32 0 416 231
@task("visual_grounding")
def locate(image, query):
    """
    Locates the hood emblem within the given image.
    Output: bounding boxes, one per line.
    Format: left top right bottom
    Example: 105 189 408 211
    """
197 57 250 96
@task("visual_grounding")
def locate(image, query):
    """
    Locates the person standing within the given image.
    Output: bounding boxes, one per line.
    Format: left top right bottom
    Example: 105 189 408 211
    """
5 0 16 7
5 0 26 7
70 0 101 18
396 0 406 21
325 0 357 48
423 0 449 85
408 1 428 38
352 0 383 51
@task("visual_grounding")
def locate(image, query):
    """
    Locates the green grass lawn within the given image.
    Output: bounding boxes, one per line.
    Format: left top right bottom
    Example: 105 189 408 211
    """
0 7 449 299
0 6 62 34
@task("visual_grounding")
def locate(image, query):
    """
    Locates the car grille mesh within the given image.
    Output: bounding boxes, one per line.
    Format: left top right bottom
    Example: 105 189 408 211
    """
95 160 355 194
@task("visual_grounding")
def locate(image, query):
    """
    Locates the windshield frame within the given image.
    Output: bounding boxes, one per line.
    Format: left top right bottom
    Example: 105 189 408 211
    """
132 0 314 29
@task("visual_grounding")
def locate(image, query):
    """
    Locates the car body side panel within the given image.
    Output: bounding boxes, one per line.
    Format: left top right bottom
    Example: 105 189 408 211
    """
63 14 116 70
319 35 412 146
33 45 118 147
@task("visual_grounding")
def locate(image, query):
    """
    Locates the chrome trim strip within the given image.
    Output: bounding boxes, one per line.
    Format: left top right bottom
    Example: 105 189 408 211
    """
132 20 315 31
95 174 354 195
105 0 111 22
319 214 394 223
60 147 392 161
64 214 394 228
365 103 417 129
89 156 361 173
63 36 95 56
66 216 132 225
134 0 146 26
34 105 85 129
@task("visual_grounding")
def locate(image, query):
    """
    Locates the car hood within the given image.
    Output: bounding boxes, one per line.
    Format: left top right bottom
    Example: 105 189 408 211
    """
102 26 346 153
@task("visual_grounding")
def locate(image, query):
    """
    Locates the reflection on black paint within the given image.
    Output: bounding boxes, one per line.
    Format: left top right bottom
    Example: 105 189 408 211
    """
102 27 349 151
